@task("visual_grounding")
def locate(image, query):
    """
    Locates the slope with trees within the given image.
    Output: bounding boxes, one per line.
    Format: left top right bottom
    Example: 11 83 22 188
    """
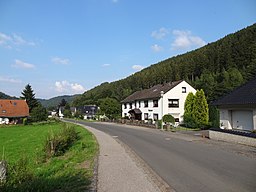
73 24 256 107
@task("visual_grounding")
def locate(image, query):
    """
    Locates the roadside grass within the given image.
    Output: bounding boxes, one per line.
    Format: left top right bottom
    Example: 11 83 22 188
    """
0 121 98 192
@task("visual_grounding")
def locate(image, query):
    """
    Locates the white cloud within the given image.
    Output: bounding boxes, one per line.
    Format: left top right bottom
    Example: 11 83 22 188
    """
51 57 70 65
151 44 163 52
12 59 35 69
55 80 85 94
0 76 22 83
171 30 206 50
0 32 36 49
151 27 169 39
102 63 111 67
132 65 144 71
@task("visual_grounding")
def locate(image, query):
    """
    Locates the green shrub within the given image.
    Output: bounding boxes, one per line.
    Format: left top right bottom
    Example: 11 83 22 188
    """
23 118 28 125
162 114 175 124
44 124 79 158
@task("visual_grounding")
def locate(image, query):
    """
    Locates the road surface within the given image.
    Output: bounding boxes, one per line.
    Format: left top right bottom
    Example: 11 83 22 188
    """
67 120 256 192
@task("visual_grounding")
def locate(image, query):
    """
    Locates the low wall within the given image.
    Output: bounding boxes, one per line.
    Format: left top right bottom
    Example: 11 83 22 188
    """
209 130 256 147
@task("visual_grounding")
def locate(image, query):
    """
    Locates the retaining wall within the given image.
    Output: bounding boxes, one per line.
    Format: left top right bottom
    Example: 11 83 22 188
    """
209 130 256 147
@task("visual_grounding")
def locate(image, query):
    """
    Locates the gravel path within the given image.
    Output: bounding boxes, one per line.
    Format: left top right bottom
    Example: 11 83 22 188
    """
78 124 171 192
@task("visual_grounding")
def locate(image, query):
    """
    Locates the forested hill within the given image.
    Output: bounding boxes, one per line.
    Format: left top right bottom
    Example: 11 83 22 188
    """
73 24 256 106
38 95 79 108
0 92 18 99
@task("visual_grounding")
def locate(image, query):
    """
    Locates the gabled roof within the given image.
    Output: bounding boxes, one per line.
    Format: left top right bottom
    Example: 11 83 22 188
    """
0 99 29 118
213 77 256 106
121 80 183 103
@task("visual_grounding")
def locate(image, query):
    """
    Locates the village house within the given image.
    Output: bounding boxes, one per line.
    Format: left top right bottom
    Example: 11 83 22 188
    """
0 99 29 124
121 80 196 124
71 105 98 119
213 77 256 131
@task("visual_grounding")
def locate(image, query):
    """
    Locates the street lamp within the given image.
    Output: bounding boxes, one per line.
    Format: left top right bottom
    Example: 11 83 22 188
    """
160 91 164 130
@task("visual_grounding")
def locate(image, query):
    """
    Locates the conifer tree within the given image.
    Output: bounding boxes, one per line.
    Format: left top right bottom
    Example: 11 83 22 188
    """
193 89 209 128
21 84 39 112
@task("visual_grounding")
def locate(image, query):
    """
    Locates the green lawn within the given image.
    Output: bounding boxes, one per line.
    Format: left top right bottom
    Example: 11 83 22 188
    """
0 121 98 192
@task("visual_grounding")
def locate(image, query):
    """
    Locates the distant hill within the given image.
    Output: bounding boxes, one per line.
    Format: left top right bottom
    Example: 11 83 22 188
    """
73 23 256 106
38 95 80 108
0 92 18 99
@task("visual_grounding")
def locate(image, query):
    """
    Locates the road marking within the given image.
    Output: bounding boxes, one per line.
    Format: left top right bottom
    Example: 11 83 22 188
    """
165 137 171 140
112 135 118 138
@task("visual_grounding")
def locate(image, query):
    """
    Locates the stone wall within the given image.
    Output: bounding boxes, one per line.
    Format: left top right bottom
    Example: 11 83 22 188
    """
209 130 256 147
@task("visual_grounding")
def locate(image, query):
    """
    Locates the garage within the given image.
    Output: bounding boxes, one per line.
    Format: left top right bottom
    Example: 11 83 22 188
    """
232 110 253 131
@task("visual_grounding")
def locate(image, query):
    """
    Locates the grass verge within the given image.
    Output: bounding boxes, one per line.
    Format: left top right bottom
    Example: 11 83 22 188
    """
0 121 98 192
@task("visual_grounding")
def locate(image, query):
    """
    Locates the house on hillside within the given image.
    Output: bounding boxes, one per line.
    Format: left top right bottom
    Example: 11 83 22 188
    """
121 80 196 124
213 77 256 131
0 99 29 124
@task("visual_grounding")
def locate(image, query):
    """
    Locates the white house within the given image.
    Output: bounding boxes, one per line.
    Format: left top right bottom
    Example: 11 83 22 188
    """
213 77 256 131
121 80 196 124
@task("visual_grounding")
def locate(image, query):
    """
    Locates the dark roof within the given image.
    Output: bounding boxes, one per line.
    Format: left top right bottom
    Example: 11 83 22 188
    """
213 77 256 106
121 80 183 103
0 99 29 118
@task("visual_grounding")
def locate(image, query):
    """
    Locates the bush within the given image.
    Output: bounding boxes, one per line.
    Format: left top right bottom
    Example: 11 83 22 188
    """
44 124 79 158
0 156 34 191
162 114 175 124
23 118 28 125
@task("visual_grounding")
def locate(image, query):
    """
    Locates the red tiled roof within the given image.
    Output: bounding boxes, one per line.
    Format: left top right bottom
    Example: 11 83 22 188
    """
0 99 29 118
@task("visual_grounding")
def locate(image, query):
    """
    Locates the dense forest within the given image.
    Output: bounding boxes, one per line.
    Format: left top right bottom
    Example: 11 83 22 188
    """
73 24 256 106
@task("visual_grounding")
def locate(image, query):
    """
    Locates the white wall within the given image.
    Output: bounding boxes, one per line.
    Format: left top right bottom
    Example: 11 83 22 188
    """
162 81 196 122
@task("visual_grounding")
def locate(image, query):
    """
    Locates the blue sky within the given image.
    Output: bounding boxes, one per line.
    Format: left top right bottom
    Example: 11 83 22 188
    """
0 0 255 99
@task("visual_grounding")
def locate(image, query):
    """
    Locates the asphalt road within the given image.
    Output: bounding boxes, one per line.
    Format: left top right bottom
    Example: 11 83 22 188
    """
68 120 256 192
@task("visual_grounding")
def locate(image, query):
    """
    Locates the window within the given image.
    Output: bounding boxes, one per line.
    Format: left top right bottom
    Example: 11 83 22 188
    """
153 114 158 121
139 101 141 108
175 118 179 122
124 103 127 109
144 100 148 108
168 99 179 108
144 113 149 120
2 110 6 113
182 87 186 93
129 103 132 109
153 100 158 107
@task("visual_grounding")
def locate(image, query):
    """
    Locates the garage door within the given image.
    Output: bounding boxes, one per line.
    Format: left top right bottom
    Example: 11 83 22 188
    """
232 110 253 131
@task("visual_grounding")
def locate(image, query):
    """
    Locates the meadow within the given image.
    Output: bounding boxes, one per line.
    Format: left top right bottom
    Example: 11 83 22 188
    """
0 121 98 192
